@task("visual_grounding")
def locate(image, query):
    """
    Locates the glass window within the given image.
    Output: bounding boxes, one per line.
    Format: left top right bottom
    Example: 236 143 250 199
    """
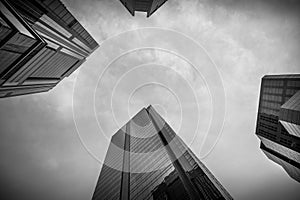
287 80 300 87
0 1 34 38
261 101 281 110
263 80 284 87
286 88 299 96
263 87 283 95
260 107 279 116
262 94 282 102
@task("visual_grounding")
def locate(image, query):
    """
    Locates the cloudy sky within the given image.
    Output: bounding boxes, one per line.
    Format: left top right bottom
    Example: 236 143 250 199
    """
0 0 300 199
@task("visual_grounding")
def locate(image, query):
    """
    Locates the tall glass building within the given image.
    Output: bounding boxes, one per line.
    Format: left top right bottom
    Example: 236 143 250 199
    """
92 105 232 200
0 0 98 98
255 74 300 182
119 0 167 17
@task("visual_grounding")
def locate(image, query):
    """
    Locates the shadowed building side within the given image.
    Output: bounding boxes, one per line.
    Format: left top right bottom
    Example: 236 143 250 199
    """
92 106 233 200
0 0 99 98
119 0 168 17
255 74 300 182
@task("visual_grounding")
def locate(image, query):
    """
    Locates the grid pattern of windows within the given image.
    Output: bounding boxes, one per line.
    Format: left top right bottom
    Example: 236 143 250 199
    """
280 137 292 146
258 77 300 141
40 0 98 49
93 165 122 200
130 135 163 153
256 75 300 182
1 0 98 98
260 108 279 116
92 130 125 200
6 47 54 83
130 112 157 138
187 148 235 200
130 165 174 200
0 33 37 76
263 87 283 95
259 114 278 124
262 94 282 102
129 110 174 200
286 88 299 96
261 101 281 111
259 79 285 117
192 172 223 200
263 79 284 87
93 107 233 200
260 101 281 116
29 51 78 78
149 106 232 200
258 129 276 140
259 122 277 132
287 80 300 87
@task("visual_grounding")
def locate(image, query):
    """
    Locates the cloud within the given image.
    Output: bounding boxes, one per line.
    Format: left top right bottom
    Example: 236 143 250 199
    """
1 0 300 199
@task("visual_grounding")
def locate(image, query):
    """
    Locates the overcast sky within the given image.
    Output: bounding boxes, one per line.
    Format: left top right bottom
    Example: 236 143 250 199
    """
0 0 300 199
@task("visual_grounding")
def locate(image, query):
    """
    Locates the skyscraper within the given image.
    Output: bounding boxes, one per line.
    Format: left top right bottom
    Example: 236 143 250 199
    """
255 74 300 182
119 0 167 17
0 0 98 98
92 105 232 200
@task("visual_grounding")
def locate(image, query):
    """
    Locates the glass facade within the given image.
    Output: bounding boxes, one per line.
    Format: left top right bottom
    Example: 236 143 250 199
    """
0 0 99 98
256 74 300 182
93 128 125 200
279 90 300 139
149 0 168 17
92 106 232 200
0 0 40 81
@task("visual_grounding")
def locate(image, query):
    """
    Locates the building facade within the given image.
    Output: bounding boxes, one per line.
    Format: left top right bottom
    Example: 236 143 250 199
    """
255 74 300 182
92 105 232 200
0 0 98 98
119 0 167 17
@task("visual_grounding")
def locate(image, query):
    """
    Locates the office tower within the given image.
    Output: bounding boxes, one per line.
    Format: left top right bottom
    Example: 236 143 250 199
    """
92 105 232 200
119 0 167 17
255 74 300 182
0 0 98 98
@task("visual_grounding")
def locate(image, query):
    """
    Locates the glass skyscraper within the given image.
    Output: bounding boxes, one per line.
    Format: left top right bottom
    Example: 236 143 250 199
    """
0 0 98 98
92 105 232 200
255 74 300 182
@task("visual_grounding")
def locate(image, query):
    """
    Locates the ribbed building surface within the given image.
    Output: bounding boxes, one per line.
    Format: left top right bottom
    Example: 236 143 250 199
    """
255 74 300 182
119 0 167 17
92 106 232 200
0 0 98 98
